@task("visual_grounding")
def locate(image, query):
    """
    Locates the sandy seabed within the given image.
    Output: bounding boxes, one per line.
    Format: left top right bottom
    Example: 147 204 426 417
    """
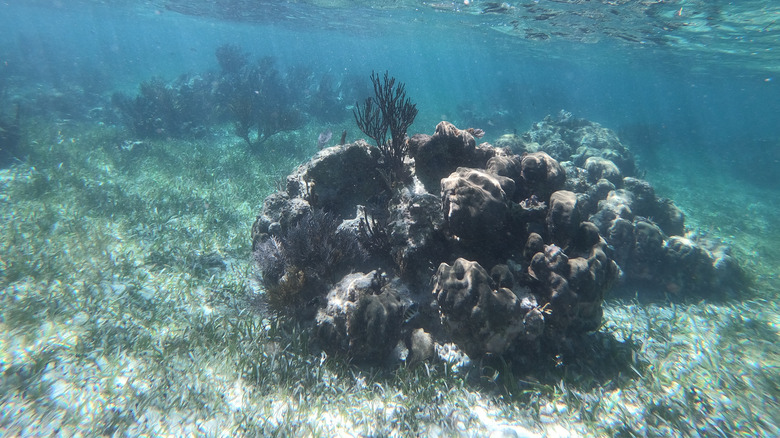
1 120 778 437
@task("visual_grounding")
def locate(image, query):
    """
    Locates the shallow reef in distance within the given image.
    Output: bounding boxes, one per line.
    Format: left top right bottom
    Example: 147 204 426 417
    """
0 104 21 168
111 44 363 152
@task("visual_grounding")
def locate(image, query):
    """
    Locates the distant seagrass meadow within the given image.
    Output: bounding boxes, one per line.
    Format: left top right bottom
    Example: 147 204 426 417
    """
1 1 778 436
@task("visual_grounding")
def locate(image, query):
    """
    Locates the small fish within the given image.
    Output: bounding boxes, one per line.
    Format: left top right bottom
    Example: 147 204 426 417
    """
466 127 485 138
317 129 333 149
403 303 420 324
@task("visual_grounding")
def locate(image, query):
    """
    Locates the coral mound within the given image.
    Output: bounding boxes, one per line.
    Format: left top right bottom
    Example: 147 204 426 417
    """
252 116 741 365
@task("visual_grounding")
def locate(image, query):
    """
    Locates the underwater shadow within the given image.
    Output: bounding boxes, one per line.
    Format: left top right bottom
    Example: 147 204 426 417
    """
469 329 644 403
323 323 646 408
608 276 756 305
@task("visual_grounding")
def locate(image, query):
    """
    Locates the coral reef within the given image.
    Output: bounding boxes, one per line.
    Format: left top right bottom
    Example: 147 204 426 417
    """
218 56 304 151
111 75 215 139
518 110 637 177
111 45 361 144
501 111 738 295
252 111 742 365
214 43 249 74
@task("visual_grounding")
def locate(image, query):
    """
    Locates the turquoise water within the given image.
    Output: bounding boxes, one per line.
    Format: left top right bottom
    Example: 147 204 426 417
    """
3 2 778 182
1 1 778 436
